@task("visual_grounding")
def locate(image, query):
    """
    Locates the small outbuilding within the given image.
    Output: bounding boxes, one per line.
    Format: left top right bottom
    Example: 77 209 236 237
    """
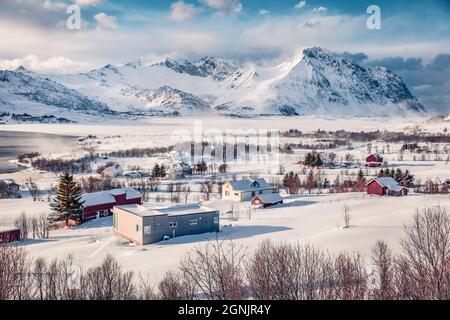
367 177 408 196
251 193 283 208
366 153 384 167
113 203 220 245
0 179 20 198
0 227 21 244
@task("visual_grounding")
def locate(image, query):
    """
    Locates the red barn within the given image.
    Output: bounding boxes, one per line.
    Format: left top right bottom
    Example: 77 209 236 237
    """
0 227 21 244
366 153 384 167
80 187 142 221
251 193 283 208
367 177 408 196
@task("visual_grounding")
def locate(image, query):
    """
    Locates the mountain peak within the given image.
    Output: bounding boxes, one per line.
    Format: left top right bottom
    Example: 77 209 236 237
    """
14 66 33 74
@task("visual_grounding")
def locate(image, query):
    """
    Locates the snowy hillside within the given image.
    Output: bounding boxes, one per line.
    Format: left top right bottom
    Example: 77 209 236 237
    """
0 68 116 123
0 47 427 121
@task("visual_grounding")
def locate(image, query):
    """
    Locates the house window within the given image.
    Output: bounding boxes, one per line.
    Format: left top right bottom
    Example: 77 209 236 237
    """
144 225 151 234
169 221 177 228
190 219 198 226
259 190 263 195
225 191 230 196
251 191 256 197
214 217 219 224
136 224 140 232
234 192 239 196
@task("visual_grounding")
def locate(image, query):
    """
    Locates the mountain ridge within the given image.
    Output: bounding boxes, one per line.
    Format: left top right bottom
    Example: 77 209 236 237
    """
0 47 427 123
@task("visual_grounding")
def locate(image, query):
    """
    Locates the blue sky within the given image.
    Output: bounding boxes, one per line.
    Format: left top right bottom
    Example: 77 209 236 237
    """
0 0 449 112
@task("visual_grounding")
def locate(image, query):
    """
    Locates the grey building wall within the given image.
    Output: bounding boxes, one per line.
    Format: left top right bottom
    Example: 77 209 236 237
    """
142 211 220 244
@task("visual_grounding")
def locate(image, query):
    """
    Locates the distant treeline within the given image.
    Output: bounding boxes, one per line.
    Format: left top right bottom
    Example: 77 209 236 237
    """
98 146 174 158
282 129 450 143
282 140 348 152
31 157 92 173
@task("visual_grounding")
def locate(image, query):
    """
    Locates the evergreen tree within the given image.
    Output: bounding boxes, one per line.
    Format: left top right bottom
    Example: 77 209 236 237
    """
159 165 167 178
49 172 84 222
152 164 161 178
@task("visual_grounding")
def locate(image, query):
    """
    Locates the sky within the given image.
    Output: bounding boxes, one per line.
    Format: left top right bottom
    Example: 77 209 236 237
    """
0 0 449 113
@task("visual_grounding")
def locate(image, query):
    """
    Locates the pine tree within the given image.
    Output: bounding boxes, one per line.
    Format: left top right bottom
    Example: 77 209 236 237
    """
159 165 167 178
152 164 161 178
49 172 84 222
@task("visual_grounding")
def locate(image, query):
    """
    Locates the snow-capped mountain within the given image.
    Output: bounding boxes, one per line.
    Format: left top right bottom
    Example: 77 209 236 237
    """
122 85 210 115
0 67 116 123
220 47 426 116
0 47 427 122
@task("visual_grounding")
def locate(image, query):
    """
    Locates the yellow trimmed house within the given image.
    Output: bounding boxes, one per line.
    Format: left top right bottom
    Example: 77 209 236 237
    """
222 178 278 202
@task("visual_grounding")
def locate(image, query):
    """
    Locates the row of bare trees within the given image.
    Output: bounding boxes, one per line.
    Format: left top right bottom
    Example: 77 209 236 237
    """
14 212 49 240
1 206 449 300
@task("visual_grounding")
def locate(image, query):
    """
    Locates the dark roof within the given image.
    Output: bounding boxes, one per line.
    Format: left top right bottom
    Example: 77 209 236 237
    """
227 179 276 192
253 193 283 203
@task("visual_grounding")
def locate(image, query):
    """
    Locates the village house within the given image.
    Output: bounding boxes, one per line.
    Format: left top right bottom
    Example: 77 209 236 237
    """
0 179 20 198
0 227 21 244
251 193 284 208
80 187 142 221
366 153 385 167
367 177 408 196
222 178 278 202
113 203 219 245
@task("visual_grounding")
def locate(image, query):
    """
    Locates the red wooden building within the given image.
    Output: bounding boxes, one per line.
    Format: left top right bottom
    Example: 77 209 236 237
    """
80 187 142 221
366 153 384 167
0 227 21 244
251 193 283 208
367 177 408 196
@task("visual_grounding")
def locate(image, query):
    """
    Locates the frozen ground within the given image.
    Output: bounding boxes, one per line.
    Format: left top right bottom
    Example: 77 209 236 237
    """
0 116 449 281
0 115 438 139
2 192 446 282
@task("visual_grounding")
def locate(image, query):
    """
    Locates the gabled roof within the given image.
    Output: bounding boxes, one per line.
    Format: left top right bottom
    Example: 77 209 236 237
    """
81 187 141 207
227 178 275 192
368 177 407 192
116 203 218 217
253 193 283 203
367 153 383 161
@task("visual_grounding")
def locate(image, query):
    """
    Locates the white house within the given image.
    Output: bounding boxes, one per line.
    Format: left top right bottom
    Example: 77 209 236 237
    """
222 178 278 202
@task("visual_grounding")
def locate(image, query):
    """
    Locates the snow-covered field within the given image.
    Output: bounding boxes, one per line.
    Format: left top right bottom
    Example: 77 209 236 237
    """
2 192 447 282
0 117 449 282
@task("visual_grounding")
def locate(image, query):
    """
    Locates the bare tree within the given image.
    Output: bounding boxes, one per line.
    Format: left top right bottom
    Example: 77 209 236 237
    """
14 212 29 240
396 206 450 299
26 178 41 202
201 181 214 201
158 271 195 300
180 239 246 300
181 185 191 203
342 204 352 229
370 240 395 300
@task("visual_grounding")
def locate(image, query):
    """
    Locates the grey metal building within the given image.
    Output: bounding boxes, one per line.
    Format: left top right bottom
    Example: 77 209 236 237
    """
113 203 220 245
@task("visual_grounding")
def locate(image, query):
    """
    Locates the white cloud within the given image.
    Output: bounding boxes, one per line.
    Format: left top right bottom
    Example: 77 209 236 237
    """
313 7 327 13
0 55 95 74
169 1 197 22
76 0 102 6
43 0 66 10
94 12 118 29
294 1 306 10
200 0 242 14
259 9 270 16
